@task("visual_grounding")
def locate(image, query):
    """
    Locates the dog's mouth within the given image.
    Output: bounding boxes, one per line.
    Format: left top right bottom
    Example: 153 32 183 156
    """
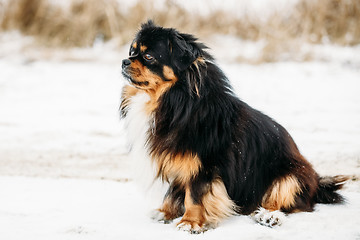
121 69 132 82
122 69 149 87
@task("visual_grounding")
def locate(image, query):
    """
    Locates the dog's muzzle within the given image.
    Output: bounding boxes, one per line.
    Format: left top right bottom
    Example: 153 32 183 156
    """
122 59 131 69
121 58 134 83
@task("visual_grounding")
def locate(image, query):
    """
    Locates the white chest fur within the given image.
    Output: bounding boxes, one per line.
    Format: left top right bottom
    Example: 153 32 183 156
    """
123 92 168 208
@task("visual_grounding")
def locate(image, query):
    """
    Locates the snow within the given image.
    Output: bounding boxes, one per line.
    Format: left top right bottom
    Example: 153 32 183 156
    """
1 23 360 240
0 177 359 240
0 57 129 180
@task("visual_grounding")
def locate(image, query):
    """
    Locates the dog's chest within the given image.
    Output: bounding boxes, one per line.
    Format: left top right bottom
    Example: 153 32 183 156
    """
123 92 168 202
123 92 156 183
123 92 153 149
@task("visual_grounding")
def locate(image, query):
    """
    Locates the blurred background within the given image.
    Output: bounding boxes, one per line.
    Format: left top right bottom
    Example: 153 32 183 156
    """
1 0 360 62
0 0 359 182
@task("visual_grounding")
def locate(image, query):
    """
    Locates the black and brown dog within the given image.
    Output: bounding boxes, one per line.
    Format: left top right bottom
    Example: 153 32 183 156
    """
120 20 347 233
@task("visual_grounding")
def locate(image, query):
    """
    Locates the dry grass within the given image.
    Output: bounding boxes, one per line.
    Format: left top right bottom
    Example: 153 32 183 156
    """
1 0 125 47
0 0 359 60
292 0 360 45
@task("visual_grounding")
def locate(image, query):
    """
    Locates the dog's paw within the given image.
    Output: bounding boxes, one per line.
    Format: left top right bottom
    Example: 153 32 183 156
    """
150 209 173 224
252 207 285 227
177 220 207 234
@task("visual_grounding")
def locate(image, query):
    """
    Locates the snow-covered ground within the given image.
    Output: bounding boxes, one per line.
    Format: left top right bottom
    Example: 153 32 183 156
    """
0 30 360 239
0 176 359 240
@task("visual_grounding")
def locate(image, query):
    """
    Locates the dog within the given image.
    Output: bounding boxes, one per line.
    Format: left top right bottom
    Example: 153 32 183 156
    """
120 20 348 233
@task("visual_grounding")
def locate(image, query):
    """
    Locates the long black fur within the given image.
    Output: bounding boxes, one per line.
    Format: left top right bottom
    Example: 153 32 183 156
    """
123 20 347 217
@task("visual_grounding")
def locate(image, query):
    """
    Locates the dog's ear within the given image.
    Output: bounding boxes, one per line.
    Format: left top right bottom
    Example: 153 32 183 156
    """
169 32 200 72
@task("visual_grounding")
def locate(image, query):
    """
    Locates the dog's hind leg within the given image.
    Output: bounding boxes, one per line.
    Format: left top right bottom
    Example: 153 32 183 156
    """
251 207 286 227
252 174 303 227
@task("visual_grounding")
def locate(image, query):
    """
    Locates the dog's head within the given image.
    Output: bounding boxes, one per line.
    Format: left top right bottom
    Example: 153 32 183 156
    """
122 20 209 95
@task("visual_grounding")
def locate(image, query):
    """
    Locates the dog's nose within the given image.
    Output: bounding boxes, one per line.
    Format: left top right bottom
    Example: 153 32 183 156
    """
122 59 131 68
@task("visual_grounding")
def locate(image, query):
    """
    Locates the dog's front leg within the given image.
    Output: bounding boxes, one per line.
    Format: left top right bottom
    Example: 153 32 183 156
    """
176 183 208 234
152 183 185 223
177 177 236 234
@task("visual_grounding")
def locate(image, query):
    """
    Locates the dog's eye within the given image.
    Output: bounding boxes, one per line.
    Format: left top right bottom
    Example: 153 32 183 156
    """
143 53 154 61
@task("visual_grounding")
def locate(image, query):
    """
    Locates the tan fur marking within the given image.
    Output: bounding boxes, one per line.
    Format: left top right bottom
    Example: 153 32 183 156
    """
202 178 237 226
178 186 206 229
144 81 173 115
158 197 183 221
162 66 177 81
129 60 147 79
123 85 139 98
140 45 147 52
120 85 139 111
178 179 236 230
193 56 206 67
155 153 202 185
128 60 176 115
132 42 137 49
191 57 206 97
261 175 302 211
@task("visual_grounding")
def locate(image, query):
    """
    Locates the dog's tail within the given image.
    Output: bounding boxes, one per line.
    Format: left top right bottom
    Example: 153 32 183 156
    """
314 175 349 204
